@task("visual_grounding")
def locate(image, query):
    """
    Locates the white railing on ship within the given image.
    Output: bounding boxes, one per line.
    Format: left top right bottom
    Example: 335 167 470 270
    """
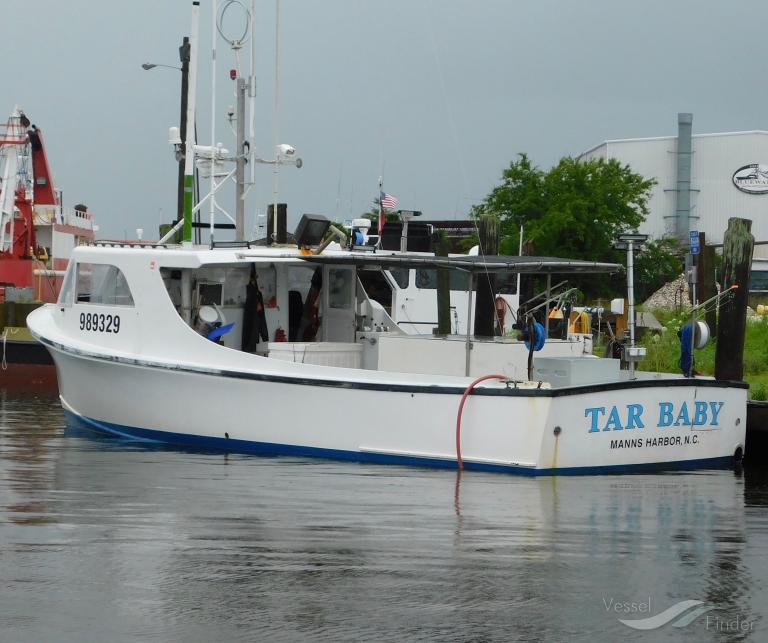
33 206 94 231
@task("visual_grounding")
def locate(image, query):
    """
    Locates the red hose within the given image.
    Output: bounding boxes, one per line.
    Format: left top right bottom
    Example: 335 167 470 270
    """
456 374 507 470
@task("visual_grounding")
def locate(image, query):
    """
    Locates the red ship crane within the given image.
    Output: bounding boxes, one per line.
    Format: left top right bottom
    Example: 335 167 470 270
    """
27 124 58 206
0 109 58 288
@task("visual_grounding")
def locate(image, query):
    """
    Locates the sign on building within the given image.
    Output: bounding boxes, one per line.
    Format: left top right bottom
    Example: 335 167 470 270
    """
732 164 768 194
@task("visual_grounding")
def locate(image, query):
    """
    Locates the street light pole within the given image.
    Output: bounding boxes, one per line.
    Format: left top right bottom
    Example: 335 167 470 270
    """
616 233 648 380
141 48 189 239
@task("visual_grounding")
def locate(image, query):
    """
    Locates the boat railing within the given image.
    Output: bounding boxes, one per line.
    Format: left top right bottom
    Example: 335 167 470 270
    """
90 241 170 249
33 206 94 231
64 207 94 230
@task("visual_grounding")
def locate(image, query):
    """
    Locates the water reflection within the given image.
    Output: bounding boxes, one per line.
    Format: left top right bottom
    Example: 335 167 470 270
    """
0 390 766 641
0 388 63 525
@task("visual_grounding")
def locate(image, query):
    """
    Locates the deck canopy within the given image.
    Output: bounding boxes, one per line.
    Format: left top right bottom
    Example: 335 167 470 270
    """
297 253 622 275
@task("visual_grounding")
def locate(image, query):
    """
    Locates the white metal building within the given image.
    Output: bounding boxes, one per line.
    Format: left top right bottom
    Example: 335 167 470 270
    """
580 116 768 259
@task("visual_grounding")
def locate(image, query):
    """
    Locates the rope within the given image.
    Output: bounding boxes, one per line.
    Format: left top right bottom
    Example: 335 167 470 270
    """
422 0 501 315
34 257 58 300
1 326 26 370
455 374 507 470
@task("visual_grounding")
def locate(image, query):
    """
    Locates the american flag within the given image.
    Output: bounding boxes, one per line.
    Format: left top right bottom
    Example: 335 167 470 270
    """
380 192 399 209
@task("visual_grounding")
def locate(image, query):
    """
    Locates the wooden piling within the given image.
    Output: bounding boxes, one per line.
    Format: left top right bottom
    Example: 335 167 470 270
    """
715 217 754 381
474 215 499 337
435 231 452 335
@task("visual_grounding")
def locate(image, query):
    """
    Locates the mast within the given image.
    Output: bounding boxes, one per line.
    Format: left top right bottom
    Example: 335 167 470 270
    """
209 0 218 245
182 1 200 244
0 109 27 254
271 0 282 243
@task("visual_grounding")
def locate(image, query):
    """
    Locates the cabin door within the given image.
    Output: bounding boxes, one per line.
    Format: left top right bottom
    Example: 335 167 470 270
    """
321 266 356 342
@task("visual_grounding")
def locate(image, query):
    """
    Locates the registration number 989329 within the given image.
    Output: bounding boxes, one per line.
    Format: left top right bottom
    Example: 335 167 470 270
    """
79 312 120 334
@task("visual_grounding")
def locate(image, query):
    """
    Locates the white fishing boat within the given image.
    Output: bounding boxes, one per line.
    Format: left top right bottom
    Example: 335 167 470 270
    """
26 232 747 475
27 1 747 475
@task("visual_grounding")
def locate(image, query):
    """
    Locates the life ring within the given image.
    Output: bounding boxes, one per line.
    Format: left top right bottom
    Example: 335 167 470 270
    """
694 320 710 349
681 320 710 350
524 321 547 351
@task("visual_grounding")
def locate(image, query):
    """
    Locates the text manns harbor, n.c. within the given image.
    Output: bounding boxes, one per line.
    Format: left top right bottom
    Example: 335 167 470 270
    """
584 401 724 433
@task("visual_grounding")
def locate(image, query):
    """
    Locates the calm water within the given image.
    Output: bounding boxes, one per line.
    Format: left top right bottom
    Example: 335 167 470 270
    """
1 389 767 642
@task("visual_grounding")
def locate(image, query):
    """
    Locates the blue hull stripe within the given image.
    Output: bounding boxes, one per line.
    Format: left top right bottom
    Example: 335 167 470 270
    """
64 410 735 477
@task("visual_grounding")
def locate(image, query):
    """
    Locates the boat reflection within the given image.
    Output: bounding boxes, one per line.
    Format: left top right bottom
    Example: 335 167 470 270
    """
0 388 63 525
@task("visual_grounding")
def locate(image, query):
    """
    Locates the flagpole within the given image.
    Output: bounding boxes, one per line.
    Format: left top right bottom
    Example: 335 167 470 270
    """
377 176 384 248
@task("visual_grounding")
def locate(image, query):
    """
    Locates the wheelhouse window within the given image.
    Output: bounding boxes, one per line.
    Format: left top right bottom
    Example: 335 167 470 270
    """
57 263 76 306
415 269 471 291
495 272 518 295
388 268 409 289
328 267 353 309
76 263 134 306
750 270 768 292
359 270 393 308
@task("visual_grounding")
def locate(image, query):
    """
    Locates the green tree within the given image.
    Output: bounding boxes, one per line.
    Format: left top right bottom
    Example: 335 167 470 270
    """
539 157 651 257
634 238 683 302
472 154 545 225
473 154 669 297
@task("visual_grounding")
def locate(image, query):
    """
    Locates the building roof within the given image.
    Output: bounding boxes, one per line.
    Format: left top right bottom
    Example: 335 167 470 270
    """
579 130 768 158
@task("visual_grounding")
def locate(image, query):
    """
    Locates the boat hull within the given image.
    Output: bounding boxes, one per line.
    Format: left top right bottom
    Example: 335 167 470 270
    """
63 409 735 475
48 343 747 476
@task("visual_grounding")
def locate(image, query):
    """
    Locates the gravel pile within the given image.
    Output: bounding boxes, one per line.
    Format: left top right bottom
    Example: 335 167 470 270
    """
643 274 690 311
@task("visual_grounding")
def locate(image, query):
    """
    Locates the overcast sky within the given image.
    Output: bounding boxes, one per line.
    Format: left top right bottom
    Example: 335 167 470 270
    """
1 0 766 239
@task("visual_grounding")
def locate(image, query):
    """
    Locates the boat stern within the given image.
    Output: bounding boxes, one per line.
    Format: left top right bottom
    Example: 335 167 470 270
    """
535 381 747 474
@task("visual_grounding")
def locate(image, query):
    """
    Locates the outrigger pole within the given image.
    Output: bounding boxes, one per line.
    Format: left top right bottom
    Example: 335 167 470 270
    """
182 1 201 244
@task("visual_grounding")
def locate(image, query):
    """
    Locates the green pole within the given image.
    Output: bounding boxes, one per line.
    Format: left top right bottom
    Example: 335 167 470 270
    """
183 173 194 242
